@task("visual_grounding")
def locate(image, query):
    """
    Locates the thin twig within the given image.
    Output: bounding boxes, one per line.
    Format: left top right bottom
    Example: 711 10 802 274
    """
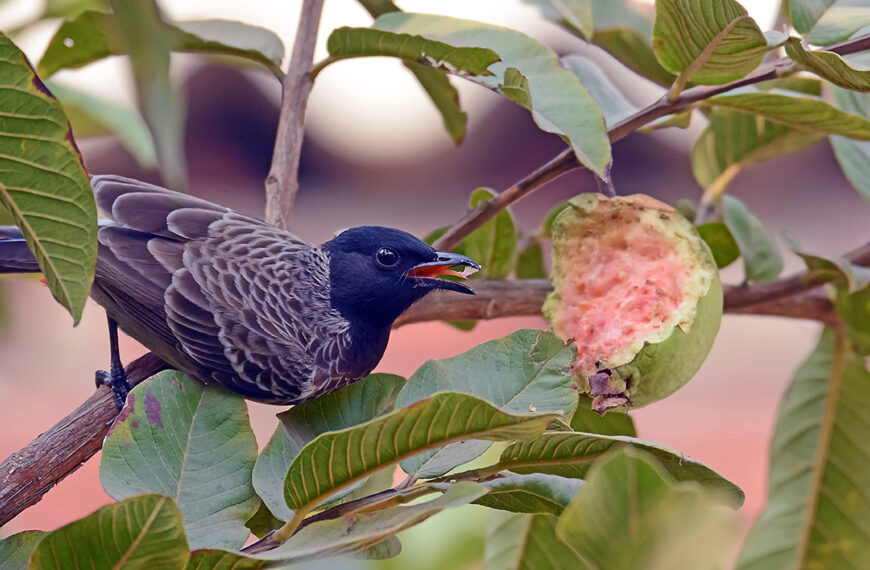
433 34 870 252
264 0 324 230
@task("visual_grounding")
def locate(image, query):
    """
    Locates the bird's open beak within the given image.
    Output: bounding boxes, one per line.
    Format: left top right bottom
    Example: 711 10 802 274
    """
407 252 481 295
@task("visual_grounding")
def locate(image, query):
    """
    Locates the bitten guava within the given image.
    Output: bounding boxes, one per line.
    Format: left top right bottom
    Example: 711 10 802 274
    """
543 193 722 414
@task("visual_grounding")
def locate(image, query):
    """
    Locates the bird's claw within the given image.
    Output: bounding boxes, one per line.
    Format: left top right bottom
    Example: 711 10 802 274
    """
95 363 131 408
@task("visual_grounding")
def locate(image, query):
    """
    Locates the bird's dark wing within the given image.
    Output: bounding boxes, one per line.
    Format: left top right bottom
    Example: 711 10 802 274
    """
91 175 352 403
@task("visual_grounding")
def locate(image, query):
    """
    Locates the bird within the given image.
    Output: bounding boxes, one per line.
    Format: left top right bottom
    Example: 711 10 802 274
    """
0 175 480 406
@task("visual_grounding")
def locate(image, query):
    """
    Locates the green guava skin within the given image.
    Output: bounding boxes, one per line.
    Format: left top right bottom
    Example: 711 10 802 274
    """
543 193 723 412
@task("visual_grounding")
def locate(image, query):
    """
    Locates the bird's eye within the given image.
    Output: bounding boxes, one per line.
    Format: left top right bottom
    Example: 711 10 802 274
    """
375 247 399 267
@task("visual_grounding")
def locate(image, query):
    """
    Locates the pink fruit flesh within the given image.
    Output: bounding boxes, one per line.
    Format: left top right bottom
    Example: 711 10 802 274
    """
551 225 688 376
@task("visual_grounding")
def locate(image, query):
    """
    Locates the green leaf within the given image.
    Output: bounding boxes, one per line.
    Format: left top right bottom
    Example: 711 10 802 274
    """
375 12 611 179
244 502 283 540
326 27 501 77
0 34 97 324
793 248 870 293
462 188 519 279
758 75 824 96
833 287 870 355
39 11 284 78
790 0 870 45
556 448 739 570
46 81 157 169
29 494 190 569
637 110 693 132
283 392 559 512
722 195 783 283
405 62 467 143
561 55 637 127
570 395 636 436
99 371 259 550
523 0 594 39
697 222 740 269
706 91 870 139
350 536 402 560
239 483 487 564
474 473 584 516
357 0 400 18
186 549 267 569
829 87 870 203
0 531 45 570
692 108 824 190
253 373 405 521
653 0 769 85
498 431 744 506
42 0 101 19
553 0 678 87
515 239 548 279
485 511 587 569
737 328 870 569
786 37 870 91
107 1 186 187
397 329 577 478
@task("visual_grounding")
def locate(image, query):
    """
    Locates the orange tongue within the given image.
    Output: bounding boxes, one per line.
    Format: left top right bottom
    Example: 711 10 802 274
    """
409 265 466 279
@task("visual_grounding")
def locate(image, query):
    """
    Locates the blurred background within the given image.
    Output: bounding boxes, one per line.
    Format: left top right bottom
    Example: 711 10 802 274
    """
0 0 867 567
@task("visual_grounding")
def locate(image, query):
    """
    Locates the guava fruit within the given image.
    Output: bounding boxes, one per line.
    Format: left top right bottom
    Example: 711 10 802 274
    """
543 193 722 414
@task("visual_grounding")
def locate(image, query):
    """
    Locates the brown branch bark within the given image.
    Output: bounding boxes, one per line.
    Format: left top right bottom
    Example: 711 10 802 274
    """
0 353 167 527
432 34 870 252
264 0 324 230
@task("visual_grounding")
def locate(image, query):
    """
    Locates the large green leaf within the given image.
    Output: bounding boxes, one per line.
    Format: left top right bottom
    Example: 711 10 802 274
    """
283 392 559 512
786 37 870 91
0 531 45 570
485 511 587 569
692 108 824 190
107 0 186 187
261 482 486 563
375 12 611 179
706 91 870 139
790 0 870 45
829 87 870 203
46 81 157 169
196 484 482 566
722 195 783 284
556 448 739 570
39 10 284 78
515 239 547 279
497 431 744 506
653 0 769 86
737 328 870 569
474 473 584 516
397 330 577 478
253 373 405 521
0 34 97 324
29 494 190 569
100 371 259 550
326 27 500 77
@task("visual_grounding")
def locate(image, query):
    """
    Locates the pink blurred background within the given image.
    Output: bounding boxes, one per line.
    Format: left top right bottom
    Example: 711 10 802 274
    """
0 0 867 565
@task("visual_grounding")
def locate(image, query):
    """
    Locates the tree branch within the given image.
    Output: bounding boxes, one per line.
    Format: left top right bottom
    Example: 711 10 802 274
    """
264 0 324 230
433 34 870 252
0 352 168 527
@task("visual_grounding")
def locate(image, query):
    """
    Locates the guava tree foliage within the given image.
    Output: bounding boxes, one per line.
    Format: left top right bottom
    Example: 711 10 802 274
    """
0 0 869 568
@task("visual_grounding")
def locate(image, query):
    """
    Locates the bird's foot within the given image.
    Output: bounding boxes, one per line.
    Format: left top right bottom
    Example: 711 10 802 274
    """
95 362 131 408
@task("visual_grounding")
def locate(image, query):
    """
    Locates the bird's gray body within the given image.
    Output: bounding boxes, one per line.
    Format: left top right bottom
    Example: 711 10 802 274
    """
86 176 357 404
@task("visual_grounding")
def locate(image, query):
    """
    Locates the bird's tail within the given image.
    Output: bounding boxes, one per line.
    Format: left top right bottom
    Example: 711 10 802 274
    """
0 226 39 273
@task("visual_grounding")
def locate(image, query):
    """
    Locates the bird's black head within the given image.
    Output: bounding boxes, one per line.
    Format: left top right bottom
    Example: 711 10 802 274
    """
321 226 480 328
